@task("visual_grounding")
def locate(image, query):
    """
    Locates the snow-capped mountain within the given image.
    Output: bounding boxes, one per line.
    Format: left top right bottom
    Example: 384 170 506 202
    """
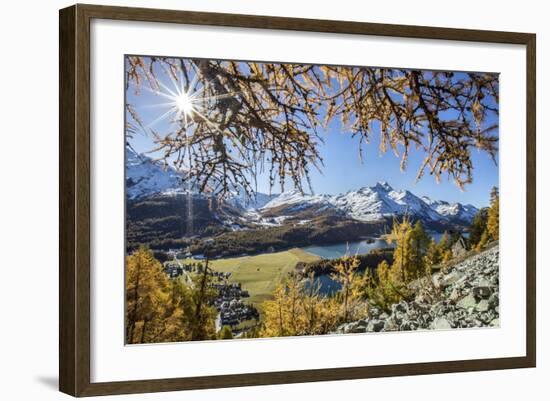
330 182 443 222
126 148 480 226
229 190 277 210
126 147 274 209
262 189 331 211
261 181 479 225
126 147 183 199
421 196 479 224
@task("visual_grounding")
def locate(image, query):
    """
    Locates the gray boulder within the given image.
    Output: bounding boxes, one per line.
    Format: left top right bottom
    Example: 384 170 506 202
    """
431 317 452 330
476 300 490 312
367 319 385 332
457 293 477 310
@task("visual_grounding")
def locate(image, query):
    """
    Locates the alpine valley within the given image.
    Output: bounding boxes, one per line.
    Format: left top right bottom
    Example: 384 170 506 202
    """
126 148 479 257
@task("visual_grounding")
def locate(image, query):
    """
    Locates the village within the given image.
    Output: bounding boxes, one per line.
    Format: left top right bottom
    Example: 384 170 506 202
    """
163 255 260 334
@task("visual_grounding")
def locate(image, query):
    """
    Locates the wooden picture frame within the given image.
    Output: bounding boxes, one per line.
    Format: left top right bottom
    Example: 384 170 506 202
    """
59 3 536 397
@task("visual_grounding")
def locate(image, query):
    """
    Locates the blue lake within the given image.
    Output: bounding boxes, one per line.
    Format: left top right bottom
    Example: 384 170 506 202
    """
301 232 459 295
300 232 459 260
300 238 391 260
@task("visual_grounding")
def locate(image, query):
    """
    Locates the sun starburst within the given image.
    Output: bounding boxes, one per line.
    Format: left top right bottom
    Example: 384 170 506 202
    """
129 69 206 133
175 92 194 115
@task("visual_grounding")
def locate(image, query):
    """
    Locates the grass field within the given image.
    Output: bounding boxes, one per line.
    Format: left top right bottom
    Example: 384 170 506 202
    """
181 248 320 304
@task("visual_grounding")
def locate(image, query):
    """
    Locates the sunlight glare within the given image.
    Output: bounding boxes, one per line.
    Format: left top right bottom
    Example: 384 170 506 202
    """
176 92 193 115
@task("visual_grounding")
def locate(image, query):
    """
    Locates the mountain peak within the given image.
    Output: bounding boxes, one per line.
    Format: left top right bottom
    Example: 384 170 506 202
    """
373 181 393 192
125 155 481 226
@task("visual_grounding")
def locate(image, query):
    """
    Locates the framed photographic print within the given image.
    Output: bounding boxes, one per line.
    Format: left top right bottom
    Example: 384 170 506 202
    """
59 4 536 397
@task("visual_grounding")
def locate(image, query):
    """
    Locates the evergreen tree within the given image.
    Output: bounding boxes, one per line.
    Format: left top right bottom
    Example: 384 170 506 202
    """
409 221 430 279
475 230 491 252
302 272 321 334
364 260 407 312
260 273 344 337
437 231 453 263
261 280 291 337
424 238 442 272
188 258 218 341
157 279 192 342
385 216 429 282
330 253 362 322
362 217 433 312
438 231 450 251
125 246 219 344
125 246 171 344
490 186 499 204
313 297 341 335
487 187 499 241
385 216 413 282
441 249 453 264
284 273 304 335
468 208 489 249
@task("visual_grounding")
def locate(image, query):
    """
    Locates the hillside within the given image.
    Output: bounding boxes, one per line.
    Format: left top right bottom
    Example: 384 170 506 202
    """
126 194 243 250
186 215 387 257
337 243 499 333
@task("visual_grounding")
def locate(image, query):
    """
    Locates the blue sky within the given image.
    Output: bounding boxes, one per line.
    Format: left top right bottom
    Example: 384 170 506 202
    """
305 122 498 208
126 59 499 208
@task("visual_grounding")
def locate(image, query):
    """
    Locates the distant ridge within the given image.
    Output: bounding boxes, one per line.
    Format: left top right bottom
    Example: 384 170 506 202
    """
126 147 479 225
262 181 478 225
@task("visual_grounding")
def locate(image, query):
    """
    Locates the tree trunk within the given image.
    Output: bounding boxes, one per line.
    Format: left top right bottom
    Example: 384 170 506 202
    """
140 319 148 343
126 258 142 343
192 257 209 340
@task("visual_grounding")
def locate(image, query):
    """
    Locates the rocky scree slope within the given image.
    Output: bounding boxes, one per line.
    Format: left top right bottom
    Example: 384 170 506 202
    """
337 244 499 334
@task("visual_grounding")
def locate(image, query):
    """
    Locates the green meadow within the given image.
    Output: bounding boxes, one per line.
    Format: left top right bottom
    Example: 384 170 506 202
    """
181 248 320 304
